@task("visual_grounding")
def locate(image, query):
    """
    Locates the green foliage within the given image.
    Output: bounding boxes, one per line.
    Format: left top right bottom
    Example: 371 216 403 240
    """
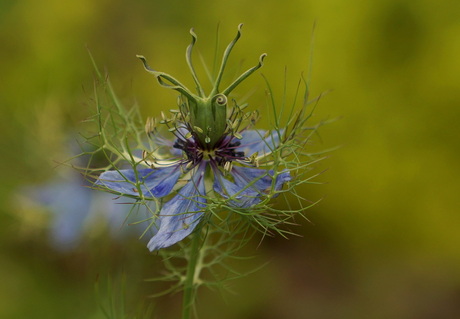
2 0 460 318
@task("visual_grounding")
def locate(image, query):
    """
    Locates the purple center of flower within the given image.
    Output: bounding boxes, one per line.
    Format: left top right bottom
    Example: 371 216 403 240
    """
173 135 246 167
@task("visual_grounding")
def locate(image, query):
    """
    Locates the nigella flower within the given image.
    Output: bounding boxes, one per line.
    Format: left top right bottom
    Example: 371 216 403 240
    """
20 168 141 251
94 25 294 251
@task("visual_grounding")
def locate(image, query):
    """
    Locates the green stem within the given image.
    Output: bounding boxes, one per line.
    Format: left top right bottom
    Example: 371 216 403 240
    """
181 228 202 319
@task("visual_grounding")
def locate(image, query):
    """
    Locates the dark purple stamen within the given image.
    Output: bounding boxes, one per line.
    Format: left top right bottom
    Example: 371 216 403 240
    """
173 134 246 167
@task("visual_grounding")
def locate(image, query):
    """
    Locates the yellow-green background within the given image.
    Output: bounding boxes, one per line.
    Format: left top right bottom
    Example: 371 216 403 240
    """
1 0 459 318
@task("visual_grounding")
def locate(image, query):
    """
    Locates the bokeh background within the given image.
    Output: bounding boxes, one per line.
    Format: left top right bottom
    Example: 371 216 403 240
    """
1 0 460 318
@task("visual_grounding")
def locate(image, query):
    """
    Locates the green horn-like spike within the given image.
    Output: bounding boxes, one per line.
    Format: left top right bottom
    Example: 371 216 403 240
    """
222 53 267 96
210 23 244 96
186 28 205 97
137 55 196 101
137 24 266 149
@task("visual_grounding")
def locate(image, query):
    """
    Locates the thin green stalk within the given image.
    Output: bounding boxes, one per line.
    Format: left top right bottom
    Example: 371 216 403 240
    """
181 228 202 319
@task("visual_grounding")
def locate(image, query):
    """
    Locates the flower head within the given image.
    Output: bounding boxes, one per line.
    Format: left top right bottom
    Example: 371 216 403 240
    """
92 24 318 252
19 168 141 251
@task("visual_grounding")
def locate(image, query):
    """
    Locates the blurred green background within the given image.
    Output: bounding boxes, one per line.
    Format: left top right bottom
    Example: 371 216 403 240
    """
1 0 460 318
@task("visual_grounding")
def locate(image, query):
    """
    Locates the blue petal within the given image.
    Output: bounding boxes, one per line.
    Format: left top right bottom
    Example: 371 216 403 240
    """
214 166 291 208
30 176 93 250
213 171 257 208
236 129 283 156
234 166 291 191
147 167 206 251
96 165 181 198
151 126 193 157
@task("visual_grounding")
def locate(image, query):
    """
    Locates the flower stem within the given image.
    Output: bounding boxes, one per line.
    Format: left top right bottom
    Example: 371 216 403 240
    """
181 228 202 319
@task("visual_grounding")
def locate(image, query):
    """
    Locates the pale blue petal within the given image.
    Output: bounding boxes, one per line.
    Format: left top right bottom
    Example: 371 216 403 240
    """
95 165 181 198
147 167 206 251
152 133 182 157
24 172 94 251
236 129 283 156
213 171 258 208
36 178 93 250
232 166 291 204
233 166 291 190
214 166 291 207
152 126 193 157
95 193 149 239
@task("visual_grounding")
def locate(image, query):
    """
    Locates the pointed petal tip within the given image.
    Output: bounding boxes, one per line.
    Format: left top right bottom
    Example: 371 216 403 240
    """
146 212 203 252
146 167 207 251
95 166 181 198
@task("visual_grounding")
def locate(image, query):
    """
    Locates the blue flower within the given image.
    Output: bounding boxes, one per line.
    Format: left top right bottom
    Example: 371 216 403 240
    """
96 128 291 251
23 169 142 251
94 25 292 251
